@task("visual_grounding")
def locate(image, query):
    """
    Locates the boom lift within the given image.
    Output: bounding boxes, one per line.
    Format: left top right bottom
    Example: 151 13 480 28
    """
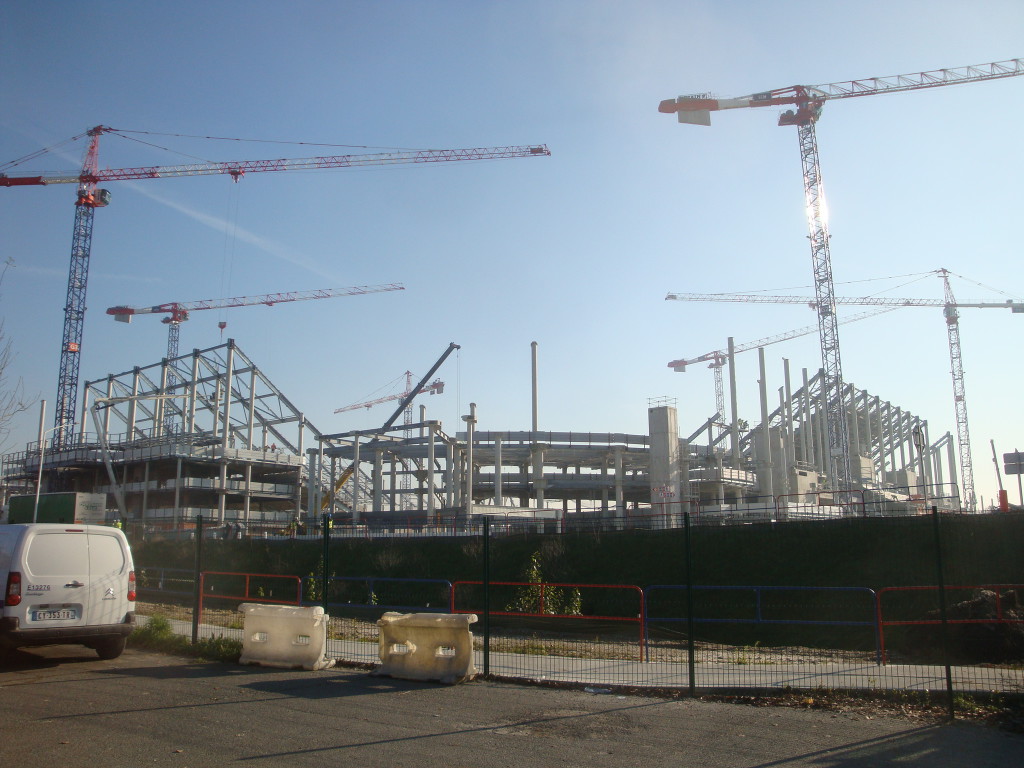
659 58 1023 490
1 128 550 445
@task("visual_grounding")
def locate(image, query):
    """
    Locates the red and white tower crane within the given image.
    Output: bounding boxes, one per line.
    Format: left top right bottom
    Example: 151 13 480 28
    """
666 271 1024 509
107 283 405 361
659 58 1024 490
0 128 550 445
335 370 445 427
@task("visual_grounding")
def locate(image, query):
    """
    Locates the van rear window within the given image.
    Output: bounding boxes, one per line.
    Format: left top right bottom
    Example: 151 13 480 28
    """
88 534 126 576
26 532 89 577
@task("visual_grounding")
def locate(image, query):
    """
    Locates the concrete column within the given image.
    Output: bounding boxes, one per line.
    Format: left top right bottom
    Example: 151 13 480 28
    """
427 422 437 518
494 436 503 507
142 461 150 520
715 452 725 506
816 371 828 479
679 438 691 518
352 437 362 524
463 403 477 515
849 385 861 459
173 457 182 528
783 359 795 467
801 368 813 468
295 416 304 521
945 433 958 504
444 440 456 509
728 337 740 469
418 405 427 513
243 463 252 523
600 457 609 513
613 445 624 519
532 443 545 509
757 348 774 502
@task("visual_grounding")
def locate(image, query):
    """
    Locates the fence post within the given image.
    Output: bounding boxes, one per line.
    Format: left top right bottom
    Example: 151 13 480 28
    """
191 514 204 644
684 508 696 697
931 505 955 719
321 513 331 614
483 516 490 676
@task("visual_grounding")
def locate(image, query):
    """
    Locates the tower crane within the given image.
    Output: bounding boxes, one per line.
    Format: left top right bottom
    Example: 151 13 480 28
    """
668 308 895 432
335 370 445 427
0 127 550 446
108 283 405 361
659 58 1024 491
666 270 1024 509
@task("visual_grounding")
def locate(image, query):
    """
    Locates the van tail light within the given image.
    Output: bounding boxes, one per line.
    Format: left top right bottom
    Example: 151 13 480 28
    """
5 572 22 606
128 570 136 602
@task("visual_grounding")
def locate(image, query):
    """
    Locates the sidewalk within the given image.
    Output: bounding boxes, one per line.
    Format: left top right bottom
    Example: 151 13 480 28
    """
167 616 1023 695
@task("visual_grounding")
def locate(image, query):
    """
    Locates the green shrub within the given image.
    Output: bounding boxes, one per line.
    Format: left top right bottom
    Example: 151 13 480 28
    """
130 615 242 663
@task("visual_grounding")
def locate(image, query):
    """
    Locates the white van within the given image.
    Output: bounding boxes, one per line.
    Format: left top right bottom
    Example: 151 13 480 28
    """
1 524 136 660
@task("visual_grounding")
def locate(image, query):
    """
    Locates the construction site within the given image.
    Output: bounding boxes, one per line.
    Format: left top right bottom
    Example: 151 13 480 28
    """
2 58 1023 533
0 332 979 533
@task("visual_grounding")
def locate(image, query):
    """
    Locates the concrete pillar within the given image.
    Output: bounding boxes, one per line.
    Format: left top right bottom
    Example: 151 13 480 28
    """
352 437 362 524
494 436 503 506
648 405 681 527
728 337 740 469
532 443 545 509
613 445 624 519
463 403 477 515
757 348 774 502
427 422 437 518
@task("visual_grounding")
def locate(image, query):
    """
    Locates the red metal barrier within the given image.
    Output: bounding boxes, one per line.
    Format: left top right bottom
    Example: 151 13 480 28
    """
451 580 646 660
876 584 1024 663
198 571 302 627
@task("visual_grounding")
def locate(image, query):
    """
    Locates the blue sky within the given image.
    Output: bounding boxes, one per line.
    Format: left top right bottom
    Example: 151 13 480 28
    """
1 1 1022 507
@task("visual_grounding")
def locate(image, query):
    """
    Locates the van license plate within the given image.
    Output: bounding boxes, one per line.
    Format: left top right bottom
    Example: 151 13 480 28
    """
33 609 77 621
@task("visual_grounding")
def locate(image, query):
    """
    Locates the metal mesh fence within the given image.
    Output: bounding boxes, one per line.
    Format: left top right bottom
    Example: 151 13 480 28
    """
132 508 1024 697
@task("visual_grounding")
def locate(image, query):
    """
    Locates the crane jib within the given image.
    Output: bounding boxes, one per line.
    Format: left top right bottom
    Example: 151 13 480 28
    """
0 145 551 186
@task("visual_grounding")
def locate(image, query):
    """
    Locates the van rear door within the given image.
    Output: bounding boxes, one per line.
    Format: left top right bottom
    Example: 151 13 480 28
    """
21 528 91 629
85 528 130 625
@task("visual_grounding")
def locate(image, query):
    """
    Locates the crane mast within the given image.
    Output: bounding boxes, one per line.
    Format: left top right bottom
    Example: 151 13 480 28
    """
2 128 549 446
57 128 111 445
659 57 1024 493
939 269 974 509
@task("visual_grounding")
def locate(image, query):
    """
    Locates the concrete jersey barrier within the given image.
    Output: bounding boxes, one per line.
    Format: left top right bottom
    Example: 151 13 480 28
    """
238 603 335 671
375 612 478 684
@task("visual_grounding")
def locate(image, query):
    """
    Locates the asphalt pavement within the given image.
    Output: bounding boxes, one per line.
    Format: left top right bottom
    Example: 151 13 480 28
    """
0 645 1021 768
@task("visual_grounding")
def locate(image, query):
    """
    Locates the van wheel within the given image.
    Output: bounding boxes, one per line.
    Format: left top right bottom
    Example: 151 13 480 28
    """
95 636 127 660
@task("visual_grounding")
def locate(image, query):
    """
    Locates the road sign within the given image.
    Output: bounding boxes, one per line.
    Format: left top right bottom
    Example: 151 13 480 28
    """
1004 450 1024 475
